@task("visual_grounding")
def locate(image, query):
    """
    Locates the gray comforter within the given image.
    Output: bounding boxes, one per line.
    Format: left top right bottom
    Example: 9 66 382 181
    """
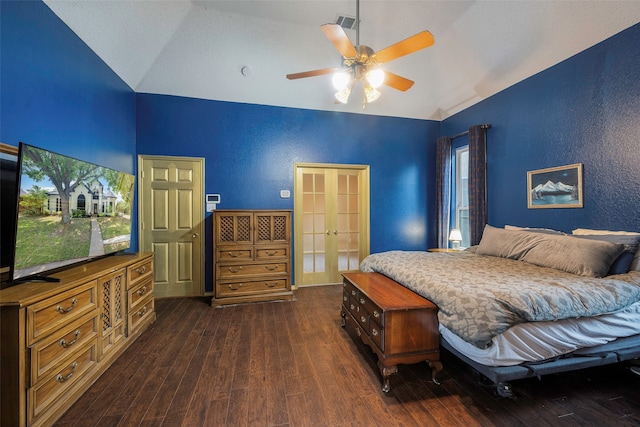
360 251 640 348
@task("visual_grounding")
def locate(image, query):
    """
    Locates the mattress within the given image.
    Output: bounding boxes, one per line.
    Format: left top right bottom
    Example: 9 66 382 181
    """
440 301 640 366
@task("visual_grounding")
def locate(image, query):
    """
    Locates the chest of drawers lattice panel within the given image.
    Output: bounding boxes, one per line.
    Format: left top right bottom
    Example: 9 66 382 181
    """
212 210 293 306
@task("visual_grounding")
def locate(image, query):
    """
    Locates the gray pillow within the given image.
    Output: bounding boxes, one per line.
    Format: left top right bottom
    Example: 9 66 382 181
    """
573 234 640 275
477 225 625 277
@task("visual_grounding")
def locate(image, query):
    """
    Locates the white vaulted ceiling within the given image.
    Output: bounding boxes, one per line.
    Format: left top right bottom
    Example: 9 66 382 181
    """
43 1 640 120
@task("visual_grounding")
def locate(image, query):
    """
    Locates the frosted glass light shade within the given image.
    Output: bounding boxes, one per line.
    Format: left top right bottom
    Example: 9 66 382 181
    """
335 88 351 104
332 72 351 90
366 69 385 88
364 86 381 103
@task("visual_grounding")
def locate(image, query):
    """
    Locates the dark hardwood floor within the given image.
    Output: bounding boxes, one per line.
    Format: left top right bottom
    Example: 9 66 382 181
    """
54 284 640 427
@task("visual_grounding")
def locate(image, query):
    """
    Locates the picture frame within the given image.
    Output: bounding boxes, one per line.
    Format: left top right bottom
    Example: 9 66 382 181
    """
527 163 583 209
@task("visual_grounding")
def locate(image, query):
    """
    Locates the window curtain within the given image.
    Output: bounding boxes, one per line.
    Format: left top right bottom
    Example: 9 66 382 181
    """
468 125 487 246
435 136 452 248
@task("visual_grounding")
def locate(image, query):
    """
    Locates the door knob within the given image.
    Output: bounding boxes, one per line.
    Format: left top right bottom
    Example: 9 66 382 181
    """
192 233 199 238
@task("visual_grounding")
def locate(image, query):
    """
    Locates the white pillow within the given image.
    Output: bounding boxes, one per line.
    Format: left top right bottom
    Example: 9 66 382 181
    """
572 228 640 271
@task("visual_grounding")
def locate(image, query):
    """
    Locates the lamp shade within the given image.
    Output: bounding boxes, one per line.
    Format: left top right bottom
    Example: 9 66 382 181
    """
449 229 462 242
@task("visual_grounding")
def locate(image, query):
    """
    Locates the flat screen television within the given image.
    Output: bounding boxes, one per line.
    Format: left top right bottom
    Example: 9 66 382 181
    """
10 142 135 283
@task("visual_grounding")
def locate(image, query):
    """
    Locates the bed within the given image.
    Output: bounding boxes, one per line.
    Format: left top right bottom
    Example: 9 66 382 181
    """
360 225 640 396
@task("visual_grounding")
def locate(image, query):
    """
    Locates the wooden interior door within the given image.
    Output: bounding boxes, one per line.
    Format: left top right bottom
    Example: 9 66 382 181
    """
294 163 370 286
138 156 204 297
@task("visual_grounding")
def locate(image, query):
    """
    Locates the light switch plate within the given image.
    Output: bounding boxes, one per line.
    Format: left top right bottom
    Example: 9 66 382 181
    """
280 190 291 198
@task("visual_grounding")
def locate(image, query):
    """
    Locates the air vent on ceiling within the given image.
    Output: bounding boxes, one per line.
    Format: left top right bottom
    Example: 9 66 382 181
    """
335 14 358 30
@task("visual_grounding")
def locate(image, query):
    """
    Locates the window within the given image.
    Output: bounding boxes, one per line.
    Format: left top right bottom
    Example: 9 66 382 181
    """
454 146 470 248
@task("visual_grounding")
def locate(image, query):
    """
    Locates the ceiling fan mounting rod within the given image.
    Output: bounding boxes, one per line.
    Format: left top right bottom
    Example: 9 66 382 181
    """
356 0 360 47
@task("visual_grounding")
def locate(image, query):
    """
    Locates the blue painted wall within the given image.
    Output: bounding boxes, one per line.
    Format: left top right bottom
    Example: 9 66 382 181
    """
1 0 137 246
136 95 438 290
442 23 640 235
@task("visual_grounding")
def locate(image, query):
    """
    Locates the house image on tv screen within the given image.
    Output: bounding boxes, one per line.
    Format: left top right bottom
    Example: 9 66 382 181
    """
45 179 118 215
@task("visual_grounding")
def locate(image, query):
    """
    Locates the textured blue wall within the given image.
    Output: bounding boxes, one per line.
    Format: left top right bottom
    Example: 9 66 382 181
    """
442 23 640 235
137 95 439 290
0 0 137 246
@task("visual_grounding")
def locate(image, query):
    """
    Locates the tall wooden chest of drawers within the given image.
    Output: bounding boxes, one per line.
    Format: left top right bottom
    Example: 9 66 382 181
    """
212 210 294 306
341 272 442 392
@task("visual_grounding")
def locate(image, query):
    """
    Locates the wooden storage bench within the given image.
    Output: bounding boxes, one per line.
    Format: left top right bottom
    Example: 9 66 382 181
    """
341 272 442 392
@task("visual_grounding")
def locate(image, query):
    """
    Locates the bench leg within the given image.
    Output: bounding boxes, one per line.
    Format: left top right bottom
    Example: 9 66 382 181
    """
378 362 398 393
429 360 443 385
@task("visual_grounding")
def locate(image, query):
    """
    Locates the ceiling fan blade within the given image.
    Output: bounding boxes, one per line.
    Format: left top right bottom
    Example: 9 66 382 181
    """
286 67 339 80
321 23 358 58
374 31 434 64
383 71 415 92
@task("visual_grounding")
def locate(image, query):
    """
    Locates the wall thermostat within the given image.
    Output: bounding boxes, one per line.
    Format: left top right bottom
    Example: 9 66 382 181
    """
206 194 220 211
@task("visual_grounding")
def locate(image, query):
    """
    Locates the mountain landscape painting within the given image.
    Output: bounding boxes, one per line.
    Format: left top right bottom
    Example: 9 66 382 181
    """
527 163 583 209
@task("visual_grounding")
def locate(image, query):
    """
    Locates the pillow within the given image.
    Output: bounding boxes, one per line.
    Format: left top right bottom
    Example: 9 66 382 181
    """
477 225 625 277
573 234 640 275
572 228 640 271
504 225 565 235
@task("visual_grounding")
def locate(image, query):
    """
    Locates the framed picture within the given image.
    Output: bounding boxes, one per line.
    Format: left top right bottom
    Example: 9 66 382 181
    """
527 163 583 209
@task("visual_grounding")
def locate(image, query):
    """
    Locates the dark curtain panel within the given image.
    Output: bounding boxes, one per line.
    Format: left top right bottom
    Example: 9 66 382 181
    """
468 125 487 245
435 136 452 248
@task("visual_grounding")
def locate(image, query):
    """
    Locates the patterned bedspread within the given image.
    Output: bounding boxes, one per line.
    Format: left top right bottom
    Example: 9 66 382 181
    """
360 251 640 349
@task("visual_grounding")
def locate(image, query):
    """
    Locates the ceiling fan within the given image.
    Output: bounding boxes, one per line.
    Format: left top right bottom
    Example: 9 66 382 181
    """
286 0 434 108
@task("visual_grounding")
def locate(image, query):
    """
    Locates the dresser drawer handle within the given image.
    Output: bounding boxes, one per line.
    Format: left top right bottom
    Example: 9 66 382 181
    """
227 251 242 258
343 295 348 302
360 316 367 324
56 362 77 383
56 298 77 313
265 282 277 288
350 304 355 310
265 250 279 256
372 328 379 337
228 283 243 291
228 267 243 273
265 264 279 271
136 285 148 296
135 265 147 275
373 310 380 318
59 330 80 348
359 297 365 304
138 306 148 317
351 290 356 296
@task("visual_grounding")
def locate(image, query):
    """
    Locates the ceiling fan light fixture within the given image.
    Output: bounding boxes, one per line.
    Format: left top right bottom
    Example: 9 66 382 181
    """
332 71 352 90
366 69 385 88
364 86 381 103
335 87 352 104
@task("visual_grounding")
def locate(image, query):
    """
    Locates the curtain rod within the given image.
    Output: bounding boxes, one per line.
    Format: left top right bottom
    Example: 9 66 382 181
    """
450 123 492 140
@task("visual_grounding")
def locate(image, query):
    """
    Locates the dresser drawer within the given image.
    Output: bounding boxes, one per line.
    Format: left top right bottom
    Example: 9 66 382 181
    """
27 281 98 346
128 258 153 286
217 247 253 262
128 296 155 335
217 261 289 279
30 312 99 386
128 276 154 311
217 279 288 297
369 319 384 350
357 292 384 327
28 339 98 424
255 246 289 260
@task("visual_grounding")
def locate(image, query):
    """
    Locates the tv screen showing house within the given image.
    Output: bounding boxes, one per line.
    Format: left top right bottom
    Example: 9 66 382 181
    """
12 143 135 281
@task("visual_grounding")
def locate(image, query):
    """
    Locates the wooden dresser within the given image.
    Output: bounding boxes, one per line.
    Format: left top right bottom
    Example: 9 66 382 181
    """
341 272 442 392
0 252 155 427
212 210 294 306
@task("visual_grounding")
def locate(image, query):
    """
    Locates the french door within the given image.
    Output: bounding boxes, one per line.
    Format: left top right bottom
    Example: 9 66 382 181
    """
294 163 370 286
